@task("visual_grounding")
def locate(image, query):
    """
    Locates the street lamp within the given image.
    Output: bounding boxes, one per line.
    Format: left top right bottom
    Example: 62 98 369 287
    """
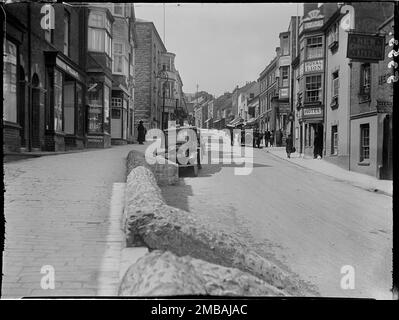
157 67 171 130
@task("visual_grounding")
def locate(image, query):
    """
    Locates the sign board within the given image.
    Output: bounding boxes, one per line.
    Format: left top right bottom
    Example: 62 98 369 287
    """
303 107 322 116
56 57 83 82
299 63 304 77
347 33 385 61
304 60 324 73
279 88 289 98
304 20 323 30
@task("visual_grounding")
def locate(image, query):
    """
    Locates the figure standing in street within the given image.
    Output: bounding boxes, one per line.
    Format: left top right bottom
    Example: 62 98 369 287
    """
257 130 262 148
265 130 270 147
313 131 322 159
137 121 146 145
286 134 293 158
270 130 274 147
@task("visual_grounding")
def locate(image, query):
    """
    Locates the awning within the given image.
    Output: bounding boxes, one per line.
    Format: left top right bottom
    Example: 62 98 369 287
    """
227 117 244 127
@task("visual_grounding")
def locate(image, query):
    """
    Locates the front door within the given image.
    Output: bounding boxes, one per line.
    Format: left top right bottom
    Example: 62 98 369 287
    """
31 87 42 149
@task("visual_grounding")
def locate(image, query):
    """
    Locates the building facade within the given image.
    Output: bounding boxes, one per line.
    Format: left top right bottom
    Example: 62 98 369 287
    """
3 2 88 152
348 14 394 179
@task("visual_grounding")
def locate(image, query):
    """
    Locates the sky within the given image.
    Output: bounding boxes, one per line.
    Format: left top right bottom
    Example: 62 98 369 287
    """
134 3 303 97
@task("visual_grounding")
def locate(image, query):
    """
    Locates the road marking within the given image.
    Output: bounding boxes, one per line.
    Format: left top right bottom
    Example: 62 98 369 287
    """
97 182 126 296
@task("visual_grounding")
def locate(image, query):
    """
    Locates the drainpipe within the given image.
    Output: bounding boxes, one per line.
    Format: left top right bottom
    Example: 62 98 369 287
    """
28 3 32 151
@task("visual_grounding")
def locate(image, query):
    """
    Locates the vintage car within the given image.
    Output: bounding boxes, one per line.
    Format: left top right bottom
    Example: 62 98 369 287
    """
163 126 204 176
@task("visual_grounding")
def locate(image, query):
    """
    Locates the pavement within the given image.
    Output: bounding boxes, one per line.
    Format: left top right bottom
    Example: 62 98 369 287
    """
161 137 393 299
265 147 393 197
2 144 137 298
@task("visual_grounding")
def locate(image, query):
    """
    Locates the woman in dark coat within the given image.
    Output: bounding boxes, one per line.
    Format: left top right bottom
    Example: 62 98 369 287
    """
286 134 293 158
137 121 146 144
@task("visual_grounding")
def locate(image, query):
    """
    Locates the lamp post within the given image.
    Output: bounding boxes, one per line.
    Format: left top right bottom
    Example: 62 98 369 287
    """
157 68 170 130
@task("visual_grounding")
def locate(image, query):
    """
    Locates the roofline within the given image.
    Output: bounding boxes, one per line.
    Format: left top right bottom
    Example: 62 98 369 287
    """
136 20 167 52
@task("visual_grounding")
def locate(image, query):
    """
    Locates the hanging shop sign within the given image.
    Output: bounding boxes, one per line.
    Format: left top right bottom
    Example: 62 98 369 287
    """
279 88 289 98
304 59 324 73
347 33 385 61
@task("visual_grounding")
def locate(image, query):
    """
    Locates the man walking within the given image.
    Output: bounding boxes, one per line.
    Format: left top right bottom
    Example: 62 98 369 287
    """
264 130 269 148
286 134 293 158
137 121 146 144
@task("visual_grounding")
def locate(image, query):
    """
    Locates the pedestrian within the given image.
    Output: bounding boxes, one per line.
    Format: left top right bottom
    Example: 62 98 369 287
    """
270 130 274 147
286 134 293 158
253 129 257 148
230 127 234 146
256 130 262 148
137 120 146 144
313 131 322 159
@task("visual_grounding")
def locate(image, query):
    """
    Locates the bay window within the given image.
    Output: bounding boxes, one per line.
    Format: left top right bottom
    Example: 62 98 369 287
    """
281 66 289 87
88 11 112 58
113 42 128 75
3 39 17 123
305 75 322 103
54 69 64 132
306 36 323 59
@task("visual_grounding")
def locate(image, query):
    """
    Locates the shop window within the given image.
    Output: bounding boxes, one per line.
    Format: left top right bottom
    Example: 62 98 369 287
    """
104 85 110 133
88 84 103 133
360 124 370 162
64 81 75 135
64 11 70 56
3 39 18 123
306 36 323 59
76 83 84 136
54 69 63 132
331 71 339 108
331 125 338 155
305 75 322 103
360 63 371 96
88 11 112 58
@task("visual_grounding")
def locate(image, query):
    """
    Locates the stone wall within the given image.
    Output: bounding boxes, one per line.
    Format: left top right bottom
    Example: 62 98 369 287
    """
121 164 318 296
119 250 287 296
126 149 178 186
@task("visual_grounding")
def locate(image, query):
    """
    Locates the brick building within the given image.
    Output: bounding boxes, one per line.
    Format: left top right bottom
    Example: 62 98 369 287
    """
133 19 167 133
3 2 88 152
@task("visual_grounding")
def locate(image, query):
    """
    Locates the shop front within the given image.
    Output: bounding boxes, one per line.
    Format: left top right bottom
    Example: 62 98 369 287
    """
86 77 112 148
111 90 129 145
44 52 86 151
298 104 324 157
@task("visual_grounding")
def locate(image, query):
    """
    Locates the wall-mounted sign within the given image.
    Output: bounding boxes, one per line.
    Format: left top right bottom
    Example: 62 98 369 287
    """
279 88 289 97
303 9 324 21
303 107 322 116
347 33 385 61
304 60 324 73
304 20 323 30
279 56 291 67
56 57 83 82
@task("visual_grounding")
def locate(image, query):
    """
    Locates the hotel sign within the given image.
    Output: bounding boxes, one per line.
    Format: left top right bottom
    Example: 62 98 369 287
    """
304 20 323 30
303 107 322 116
347 33 385 61
304 60 323 73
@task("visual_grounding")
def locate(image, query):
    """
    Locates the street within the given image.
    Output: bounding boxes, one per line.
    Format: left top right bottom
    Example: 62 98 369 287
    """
161 134 392 299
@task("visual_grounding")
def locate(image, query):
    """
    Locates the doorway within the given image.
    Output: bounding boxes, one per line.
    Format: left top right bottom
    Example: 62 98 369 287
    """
31 73 42 150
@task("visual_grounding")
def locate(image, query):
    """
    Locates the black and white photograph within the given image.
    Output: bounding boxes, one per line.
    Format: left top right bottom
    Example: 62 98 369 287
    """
1 1 397 304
